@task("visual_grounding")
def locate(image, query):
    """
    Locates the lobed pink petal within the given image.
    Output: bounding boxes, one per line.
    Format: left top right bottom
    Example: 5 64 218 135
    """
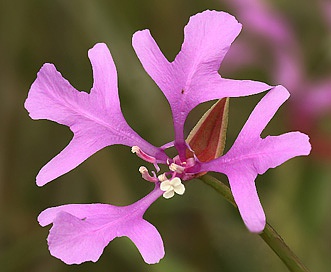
25 43 167 186
199 86 311 232
132 29 173 102
88 43 121 111
133 10 270 156
171 9 270 109
38 186 164 264
46 211 113 264
226 171 265 232
120 218 164 264
233 85 290 140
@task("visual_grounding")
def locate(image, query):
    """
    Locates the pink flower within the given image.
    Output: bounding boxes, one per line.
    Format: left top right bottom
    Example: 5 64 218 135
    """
25 10 311 265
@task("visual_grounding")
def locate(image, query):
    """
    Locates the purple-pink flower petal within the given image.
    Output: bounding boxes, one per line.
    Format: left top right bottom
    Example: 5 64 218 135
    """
199 86 311 232
38 185 164 264
132 10 271 156
25 43 167 186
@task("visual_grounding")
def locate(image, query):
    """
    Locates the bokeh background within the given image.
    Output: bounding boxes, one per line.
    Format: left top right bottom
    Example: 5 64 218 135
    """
1 0 331 271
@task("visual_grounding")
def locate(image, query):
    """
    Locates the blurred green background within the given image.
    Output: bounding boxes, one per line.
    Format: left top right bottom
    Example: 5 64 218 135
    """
1 0 331 271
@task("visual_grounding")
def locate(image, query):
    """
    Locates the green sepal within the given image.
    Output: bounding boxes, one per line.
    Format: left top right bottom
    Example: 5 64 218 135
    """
186 97 229 163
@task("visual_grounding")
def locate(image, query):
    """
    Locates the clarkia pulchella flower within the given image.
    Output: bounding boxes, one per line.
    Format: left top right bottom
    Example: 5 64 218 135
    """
25 10 311 265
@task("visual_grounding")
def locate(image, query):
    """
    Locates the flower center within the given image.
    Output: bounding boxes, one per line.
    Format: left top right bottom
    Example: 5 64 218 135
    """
132 146 198 199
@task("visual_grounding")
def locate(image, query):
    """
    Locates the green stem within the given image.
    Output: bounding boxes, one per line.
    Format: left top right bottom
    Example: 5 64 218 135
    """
199 174 310 272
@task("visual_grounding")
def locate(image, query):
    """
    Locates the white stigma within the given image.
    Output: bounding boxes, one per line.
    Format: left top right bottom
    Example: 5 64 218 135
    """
160 177 185 199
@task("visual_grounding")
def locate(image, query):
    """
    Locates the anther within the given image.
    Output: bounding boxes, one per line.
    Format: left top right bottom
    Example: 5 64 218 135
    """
157 173 168 182
169 163 185 174
131 145 156 163
131 146 156 163
139 166 158 182
131 146 160 171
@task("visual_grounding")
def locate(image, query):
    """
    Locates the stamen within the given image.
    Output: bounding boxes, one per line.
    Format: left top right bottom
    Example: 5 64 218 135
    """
158 173 168 182
139 166 158 182
132 146 156 163
169 163 185 174
131 146 160 171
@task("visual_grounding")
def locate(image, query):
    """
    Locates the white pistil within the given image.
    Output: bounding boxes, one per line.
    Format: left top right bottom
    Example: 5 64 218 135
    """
169 163 185 174
160 177 185 199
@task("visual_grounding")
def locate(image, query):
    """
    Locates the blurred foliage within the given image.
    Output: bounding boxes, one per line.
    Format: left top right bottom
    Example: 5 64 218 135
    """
0 0 330 271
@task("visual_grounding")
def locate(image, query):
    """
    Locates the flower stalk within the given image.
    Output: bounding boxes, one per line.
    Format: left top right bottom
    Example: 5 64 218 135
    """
199 174 310 272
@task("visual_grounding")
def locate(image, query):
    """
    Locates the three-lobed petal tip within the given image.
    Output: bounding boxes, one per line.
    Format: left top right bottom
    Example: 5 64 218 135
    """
199 86 311 232
38 186 165 264
132 10 272 157
25 43 167 186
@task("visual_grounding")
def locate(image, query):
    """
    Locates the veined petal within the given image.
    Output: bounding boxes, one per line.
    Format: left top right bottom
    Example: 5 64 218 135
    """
199 86 311 232
226 171 265 232
132 29 173 100
25 43 167 186
122 217 164 264
133 10 271 157
38 185 164 264
172 10 270 108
